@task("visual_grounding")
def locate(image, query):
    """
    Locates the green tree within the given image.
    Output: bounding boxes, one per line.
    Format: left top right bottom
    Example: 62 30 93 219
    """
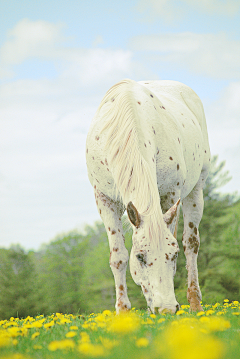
0 245 38 319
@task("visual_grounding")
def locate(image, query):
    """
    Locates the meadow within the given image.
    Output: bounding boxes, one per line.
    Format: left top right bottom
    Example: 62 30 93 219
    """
0 300 239 359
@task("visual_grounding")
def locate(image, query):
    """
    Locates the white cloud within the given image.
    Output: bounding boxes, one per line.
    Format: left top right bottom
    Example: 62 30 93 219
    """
0 19 65 66
136 0 240 22
129 32 240 79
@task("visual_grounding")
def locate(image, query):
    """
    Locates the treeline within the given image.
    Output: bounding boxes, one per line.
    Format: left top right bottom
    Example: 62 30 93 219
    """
0 156 240 319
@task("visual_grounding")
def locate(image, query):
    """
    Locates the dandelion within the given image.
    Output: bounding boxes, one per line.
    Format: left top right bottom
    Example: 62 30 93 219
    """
78 342 106 357
176 310 186 316
31 332 40 340
156 321 225 359
136 337 149 347
44 320 55 329
108 312 140 334
66 331 77 338
48 339 75 351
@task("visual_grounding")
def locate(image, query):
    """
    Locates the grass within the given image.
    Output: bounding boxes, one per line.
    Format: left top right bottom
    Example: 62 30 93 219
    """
0 300 240 358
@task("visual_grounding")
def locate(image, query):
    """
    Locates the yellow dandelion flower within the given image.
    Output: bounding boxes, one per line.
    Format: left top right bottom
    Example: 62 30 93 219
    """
66 331 77 338
102 310 112 316
157 318 166 323
48 339 75 351
223 299 229 302
176 310 186 316
196 311 205 316
136 337 149 347
0 332 11 347
31 332 40 340
150 314 156 319
44 320 54 329
100 337 119 349
206 310 215 316
108 312 140 334
232 312 240 316
233 301 239 306
78 342 106 357
70 326 78 330
156 322 225 359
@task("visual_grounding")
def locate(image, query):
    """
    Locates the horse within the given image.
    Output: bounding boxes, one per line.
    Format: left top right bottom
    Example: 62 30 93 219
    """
86 79 210 314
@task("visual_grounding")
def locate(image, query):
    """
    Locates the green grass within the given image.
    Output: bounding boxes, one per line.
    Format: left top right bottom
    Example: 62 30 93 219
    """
0 301 240 359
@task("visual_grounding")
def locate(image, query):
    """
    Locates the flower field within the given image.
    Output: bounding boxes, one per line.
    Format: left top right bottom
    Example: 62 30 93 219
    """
0 300 240 359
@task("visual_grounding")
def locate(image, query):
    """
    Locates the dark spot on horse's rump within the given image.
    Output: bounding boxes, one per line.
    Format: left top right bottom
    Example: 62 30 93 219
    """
111 208 114 212
137 101 141 105
92 157 95 160
94 185 96 189
194 227 198 235
157 149 159 155
178 138 180 143
134 271 136 275
111 230 116 235
149 141 151 145
144 287 148 293
96 200 98 205
95 135 99 141
112 98 115 102
119 285 124 291
205 150 206 153
144 143 147 147
177 182 179 186
169 156 173 160
101 161 104 165
105 158 108 165
148 262 153 266
150 94 153 98
193 203 196 207
177 164 179 170
107 168 110 171
165 253 169 260
189 222 194 228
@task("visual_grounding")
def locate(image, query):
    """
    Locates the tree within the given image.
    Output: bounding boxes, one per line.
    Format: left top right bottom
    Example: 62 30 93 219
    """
0 245 38 319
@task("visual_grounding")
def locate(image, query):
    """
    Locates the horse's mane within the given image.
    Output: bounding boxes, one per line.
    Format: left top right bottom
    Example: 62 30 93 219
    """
98 79 164 249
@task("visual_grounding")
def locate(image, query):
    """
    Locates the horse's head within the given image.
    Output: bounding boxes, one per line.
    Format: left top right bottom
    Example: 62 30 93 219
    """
127 200 180 314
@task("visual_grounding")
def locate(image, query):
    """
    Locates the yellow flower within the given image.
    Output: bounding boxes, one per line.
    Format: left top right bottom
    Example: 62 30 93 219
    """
232 312 240 316
70 326 78 330
66 331 77 338
108 312 140 334
31 332 40 340
196 311 205 316
150 314 156 319
200 317 231 332
44 320 54 329
78 342 106 357
48 339 75 351
136 337 149 347
100 337 119 349
157 318 166 323
223 299 229 302
0 331 11 347
176 310 186 316
206 310 215 316
156 322 225 359
102 310 112 316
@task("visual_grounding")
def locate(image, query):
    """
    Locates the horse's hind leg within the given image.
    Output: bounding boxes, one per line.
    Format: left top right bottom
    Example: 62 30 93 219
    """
182 182 204 312
94 187 131 313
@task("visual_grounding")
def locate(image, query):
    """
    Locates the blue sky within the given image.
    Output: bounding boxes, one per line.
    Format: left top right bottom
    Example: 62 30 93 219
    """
1 0 240 249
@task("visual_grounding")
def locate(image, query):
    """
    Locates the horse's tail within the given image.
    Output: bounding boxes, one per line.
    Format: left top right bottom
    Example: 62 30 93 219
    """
98 79 163 248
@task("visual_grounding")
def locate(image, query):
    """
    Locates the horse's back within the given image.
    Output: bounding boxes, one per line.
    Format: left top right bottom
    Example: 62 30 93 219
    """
86 79 210 202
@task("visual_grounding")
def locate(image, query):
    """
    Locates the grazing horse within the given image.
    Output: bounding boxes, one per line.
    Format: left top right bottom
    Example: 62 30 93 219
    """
86 79 210 314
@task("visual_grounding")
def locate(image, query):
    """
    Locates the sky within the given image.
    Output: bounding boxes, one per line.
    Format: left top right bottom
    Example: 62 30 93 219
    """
1 0 240 250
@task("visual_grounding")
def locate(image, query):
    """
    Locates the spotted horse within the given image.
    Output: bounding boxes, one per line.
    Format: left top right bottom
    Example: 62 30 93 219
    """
86 79 210 314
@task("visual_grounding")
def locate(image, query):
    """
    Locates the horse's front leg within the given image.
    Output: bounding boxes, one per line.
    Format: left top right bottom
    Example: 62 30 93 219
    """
182 184 204 312
94 187 131 313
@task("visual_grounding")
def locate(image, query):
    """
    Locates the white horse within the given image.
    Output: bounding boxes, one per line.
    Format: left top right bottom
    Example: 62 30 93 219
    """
86 79 210 314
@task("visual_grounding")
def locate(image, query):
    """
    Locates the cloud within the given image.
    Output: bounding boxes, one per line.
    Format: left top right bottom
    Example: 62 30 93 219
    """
136 0 240 22
129 32 240 79
0 19 65 66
